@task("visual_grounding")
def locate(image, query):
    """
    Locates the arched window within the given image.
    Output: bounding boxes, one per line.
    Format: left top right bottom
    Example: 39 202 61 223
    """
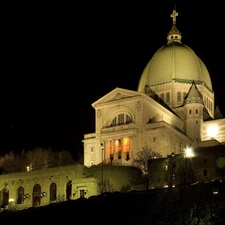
50 183 57 202
66 181 72 200
183 92 186 102
166 92 170 103
110 113 132 127
33 184 41 207
160 93 164 102
3 189 9 207
177 92 181 102
18 187 25 204
33 184 41 193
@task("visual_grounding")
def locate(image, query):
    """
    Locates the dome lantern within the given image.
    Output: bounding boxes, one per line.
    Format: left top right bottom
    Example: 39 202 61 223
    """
167 9 182 44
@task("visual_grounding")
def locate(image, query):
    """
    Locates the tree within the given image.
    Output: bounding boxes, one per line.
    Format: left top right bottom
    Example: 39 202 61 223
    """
0 151 25 173
97 179 114 194
26 147 54 170
0 148 76 174
133 146 162 191
149 182 225 225
174 156 197 186
53 150 75 166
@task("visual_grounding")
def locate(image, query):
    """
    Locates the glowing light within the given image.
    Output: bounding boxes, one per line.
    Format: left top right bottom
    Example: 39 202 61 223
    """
184 148 194 158
207 124 218 139
9 198 14 203
216 157 225 168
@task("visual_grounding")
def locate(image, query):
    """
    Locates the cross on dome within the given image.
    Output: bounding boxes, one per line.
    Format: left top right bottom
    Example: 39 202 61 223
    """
170 10 178 24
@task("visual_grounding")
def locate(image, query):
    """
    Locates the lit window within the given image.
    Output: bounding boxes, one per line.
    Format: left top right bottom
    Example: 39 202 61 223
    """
123 138 130 153
207 124 218 139
116 139 122 159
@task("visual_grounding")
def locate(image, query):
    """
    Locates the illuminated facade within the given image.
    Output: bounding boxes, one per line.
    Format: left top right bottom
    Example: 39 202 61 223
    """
0 164 141 210
83 9 225 168
0 9 224 213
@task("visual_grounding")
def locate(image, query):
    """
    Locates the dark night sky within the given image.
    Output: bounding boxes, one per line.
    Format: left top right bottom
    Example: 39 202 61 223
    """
1 2 224 158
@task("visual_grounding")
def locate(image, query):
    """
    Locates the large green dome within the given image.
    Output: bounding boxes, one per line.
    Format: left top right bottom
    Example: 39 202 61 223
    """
137 43 212 92
137 10 212 93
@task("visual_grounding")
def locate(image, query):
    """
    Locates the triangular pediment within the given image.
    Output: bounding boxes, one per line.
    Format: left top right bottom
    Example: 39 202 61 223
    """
92 87 144 108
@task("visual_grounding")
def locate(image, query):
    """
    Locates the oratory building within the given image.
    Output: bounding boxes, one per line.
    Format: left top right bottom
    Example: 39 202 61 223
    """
83 10 225 168
0 9 224 212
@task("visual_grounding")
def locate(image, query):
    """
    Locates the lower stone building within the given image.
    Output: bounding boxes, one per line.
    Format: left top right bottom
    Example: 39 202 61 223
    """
0 164 142 211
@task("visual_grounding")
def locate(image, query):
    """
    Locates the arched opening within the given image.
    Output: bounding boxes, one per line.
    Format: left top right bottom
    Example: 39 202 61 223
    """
2 189 9 208
17 187 24 204
33 184 41 206
66 181 72 200
50 183 57 202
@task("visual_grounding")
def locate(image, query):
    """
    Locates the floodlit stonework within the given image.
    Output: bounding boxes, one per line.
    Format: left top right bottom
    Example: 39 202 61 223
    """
83 9 225 168
0 9 224 212
0 164 141 211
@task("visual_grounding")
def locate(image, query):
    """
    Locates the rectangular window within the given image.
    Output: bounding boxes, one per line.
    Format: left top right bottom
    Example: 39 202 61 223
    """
80 190 85 198
203 170 207 176
118 114 124 125
123 138 130 153
189 110 192 114
110 155 114 162
196 109 198 114
153 137 156 142
118 151 121 159
91 147 94 152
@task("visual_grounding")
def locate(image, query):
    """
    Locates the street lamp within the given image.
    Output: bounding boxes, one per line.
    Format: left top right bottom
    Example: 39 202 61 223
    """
100 142 104 193
184 147 194 158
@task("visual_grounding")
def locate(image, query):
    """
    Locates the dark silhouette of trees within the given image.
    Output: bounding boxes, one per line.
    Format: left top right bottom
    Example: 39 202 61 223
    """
174 156 197 186
97 179 114 194
0 147 75 174
149 182 225 224
26 147 54 170
133 146 162 191
53 150 75 166
0 151 24 173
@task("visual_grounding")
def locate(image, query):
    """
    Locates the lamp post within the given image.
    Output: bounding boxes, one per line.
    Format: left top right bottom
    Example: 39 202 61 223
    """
100 143 104 193
168 152 175 188
182 147 194 185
